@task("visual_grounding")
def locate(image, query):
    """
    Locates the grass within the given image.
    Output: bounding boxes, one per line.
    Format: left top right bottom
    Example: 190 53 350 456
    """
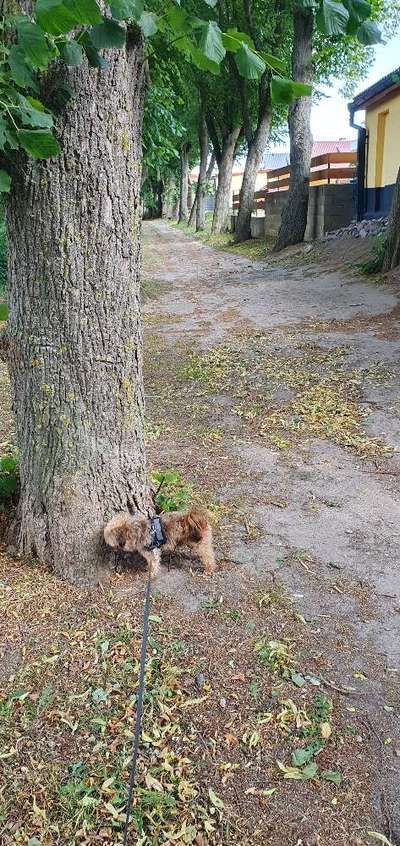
0 553 375 846
171 217 271 261
180 332 393 458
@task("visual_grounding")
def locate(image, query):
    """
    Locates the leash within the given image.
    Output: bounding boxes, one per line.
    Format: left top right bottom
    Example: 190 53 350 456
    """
122 574 152 846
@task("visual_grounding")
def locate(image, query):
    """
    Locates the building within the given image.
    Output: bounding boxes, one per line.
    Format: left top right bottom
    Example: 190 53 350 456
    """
231 139 356 196
349 68 400 219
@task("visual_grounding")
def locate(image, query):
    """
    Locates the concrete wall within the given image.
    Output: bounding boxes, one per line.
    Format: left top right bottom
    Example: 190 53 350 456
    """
365 89 400 189
231 183 355 240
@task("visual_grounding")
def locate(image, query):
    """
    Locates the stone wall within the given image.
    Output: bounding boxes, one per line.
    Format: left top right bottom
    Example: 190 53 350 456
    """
231 183 356 241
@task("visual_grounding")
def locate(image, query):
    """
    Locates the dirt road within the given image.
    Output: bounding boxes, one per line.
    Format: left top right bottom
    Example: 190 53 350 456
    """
143 220 400 840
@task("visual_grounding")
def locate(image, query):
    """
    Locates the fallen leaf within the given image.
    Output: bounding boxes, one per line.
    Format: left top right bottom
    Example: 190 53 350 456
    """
320 722 332 740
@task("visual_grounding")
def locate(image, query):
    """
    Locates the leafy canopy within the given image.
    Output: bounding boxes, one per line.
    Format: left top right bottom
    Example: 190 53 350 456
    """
0 0 382 192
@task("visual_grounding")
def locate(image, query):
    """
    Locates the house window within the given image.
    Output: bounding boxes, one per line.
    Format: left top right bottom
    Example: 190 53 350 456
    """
375 109 389 188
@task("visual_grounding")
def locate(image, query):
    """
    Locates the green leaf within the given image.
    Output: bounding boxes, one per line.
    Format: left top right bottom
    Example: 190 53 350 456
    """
271 75 311 104
204 0 218 6
17 129 60 159
321 769 342 785
0 475 18 496
8 45 38 91
195 20 225 64
356 19 382 44
222 28 254 52
190 46 220 75
109 0 143 20
167 6 192 33
36 0 76 35
208 788 224 810
138 11 158 37
302 762 318 779
0 171 11 194
0 456 18 472
91 687 108 703
80 32 108 67
343 0 371 23
16 21 52 69
290 670 306 687
235 43 265 79
316 0 350 36
296 0 319 7
63 0 103 26
259 50 286 73
90 17 126 48
59 39 84 66
292 747 314 766
18 95 53 129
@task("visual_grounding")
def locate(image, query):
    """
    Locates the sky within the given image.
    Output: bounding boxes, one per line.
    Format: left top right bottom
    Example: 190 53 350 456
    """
271 33 400 150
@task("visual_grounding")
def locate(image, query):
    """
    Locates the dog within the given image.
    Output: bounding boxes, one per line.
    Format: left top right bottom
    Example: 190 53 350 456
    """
104 506 216 579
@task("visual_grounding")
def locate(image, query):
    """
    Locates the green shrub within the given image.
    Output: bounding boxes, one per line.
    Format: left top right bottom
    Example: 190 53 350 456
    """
359 233 386 275
151 469 193 513
0 451 19 502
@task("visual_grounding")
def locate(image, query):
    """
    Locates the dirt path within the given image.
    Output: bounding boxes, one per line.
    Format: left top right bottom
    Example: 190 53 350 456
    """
143 220 400 839
1 221 400 846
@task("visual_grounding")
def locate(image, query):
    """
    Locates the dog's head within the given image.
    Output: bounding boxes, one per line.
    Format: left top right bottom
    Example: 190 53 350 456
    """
104 512 149 552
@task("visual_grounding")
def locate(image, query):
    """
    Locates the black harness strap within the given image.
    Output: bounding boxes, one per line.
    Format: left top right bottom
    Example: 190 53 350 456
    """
144 515 167 551
122 575 151 846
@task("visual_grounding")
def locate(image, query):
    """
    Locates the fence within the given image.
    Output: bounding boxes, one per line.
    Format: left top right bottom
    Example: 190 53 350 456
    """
232 151 357 213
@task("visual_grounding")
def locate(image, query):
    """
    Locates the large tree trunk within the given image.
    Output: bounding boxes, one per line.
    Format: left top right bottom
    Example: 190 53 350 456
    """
4 33 148 586
274 8 313 251
234 110 271 243
178 142 190 224
212 127 241 234
383 166 400 271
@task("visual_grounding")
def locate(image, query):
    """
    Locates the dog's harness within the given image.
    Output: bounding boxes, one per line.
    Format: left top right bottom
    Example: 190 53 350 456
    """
144 515 167 551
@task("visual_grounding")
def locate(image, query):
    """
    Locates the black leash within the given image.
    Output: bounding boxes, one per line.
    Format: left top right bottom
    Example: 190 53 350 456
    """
122 575 152 846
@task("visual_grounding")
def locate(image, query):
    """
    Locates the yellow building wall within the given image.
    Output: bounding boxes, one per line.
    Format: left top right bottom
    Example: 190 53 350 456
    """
231 169 269 198
365 90 400 188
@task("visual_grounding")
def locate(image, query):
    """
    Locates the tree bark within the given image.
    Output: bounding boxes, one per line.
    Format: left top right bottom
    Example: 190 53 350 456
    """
4 32 149 586
189 151 215 228
212 127 241 234
274 8 313 251
195 113 209 231
382 166 400 271
233 109 271 242
178 142 190 224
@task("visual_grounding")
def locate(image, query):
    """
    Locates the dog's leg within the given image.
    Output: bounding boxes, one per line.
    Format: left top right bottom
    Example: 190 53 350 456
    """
195 528 216 575
142 549 161 579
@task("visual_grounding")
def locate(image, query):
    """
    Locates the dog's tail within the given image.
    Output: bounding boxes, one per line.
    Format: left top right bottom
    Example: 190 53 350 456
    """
187 506 210 541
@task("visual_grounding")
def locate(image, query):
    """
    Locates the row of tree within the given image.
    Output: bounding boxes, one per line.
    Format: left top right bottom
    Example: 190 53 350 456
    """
143 0 399 253
0 0 398 585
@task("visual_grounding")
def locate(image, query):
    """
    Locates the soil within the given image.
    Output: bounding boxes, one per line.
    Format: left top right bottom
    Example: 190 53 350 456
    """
1 222 400 846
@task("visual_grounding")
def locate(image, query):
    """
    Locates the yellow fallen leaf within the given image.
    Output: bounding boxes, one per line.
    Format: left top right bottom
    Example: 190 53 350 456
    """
320 722 332 740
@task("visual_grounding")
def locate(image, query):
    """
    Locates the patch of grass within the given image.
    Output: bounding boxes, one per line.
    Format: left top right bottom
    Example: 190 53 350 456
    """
180 332 393 458
170 219 270 261
0 448 19 503
359 234 386 275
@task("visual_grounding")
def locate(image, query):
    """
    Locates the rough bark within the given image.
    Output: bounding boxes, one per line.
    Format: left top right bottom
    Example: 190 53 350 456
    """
5 32 148 586
212 127 241 234
178 142 190 224
189 151 215 228
233 108 271 243
274 8 313 251
382 166 400 271
195 113 209 231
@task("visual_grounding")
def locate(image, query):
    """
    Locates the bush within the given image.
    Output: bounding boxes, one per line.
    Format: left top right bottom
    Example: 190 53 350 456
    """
0 451 19 503
359 234 386 275
151 469 193 513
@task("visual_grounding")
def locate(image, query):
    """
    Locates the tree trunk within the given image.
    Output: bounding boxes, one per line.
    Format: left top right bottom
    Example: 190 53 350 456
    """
274 8 313 251
4 33 148 586
189 151 215 228
195 113 209 232
382 166 400 271
178 143 190 224
234 111 271 243
212 127 241 234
